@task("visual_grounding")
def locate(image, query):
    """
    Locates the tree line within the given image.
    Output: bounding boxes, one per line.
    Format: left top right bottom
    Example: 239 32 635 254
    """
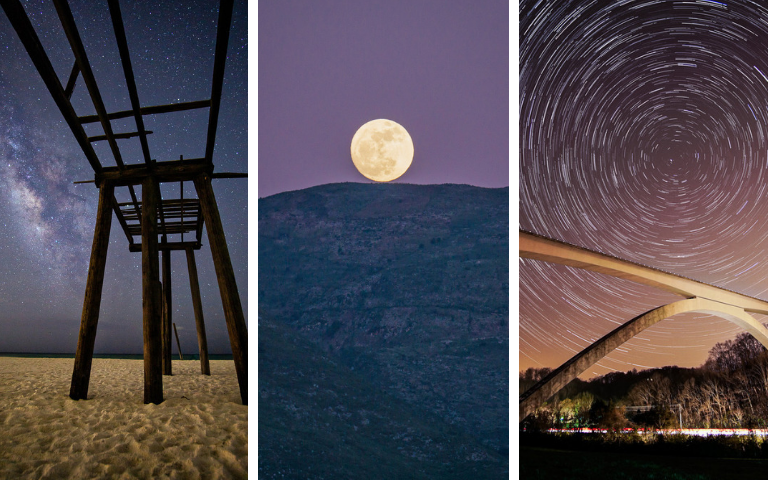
521 330 768 430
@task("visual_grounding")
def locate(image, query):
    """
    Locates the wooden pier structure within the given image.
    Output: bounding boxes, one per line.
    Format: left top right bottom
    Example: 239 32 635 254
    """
1 0 247 405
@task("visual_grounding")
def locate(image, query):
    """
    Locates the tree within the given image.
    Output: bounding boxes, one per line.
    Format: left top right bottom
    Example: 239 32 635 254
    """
706 330 767 373
587 399 627 431
634 406 678 429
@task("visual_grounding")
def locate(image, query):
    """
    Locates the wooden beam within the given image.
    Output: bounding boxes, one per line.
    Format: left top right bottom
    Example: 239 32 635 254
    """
205 0 234 164
194 173 246 403
53 0 126 169
162 249 172 375
129 241 201 253
0 0 102 173
69 182 114 400
64 61 79 99
128 230 197 239
88 130 153 142
186 247 210 375
142 175 163 404
173 322 183 360
110 193 134 246
107 0 152 166
77 99 211 124
96 159 213 187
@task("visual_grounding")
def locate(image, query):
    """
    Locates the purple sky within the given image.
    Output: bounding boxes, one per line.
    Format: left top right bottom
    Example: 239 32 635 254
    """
258 0 509 198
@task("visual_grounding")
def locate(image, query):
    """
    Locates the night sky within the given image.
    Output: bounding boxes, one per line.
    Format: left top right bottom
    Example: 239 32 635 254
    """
258 0 509 198
520 0 768 378
0 0 247 354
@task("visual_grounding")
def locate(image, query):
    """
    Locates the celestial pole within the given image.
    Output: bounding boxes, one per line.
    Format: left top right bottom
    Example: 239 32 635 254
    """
520 0 768 377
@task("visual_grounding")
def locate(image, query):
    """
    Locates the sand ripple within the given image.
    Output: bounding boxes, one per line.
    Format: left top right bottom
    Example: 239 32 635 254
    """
0 357 247 479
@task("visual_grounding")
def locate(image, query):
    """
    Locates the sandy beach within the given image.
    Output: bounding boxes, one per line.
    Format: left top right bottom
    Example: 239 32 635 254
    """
0 357 247 479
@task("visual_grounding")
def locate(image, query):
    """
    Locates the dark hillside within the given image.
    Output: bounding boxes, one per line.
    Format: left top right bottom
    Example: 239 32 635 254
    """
259 182 509 472
258 310 505 479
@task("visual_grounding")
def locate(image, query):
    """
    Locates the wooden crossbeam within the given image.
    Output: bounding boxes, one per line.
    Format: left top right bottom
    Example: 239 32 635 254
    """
53 0 126 170
129 242 201 253
0 0 102 173
64 61 79 99
96 159 213 186
77 100 211 125
118 195 202 248
126 224 199 236
107 0 152 167
119 202 199 222
121 210 200 222
111 195 134 246
88 130 153 142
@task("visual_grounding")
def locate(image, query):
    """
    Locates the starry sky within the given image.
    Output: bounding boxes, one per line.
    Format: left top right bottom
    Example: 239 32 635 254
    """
520 0 768 378
258 0 509 198
0 0 247 354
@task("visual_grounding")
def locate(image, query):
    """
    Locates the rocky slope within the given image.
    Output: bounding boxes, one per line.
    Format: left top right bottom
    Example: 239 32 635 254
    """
258 182 508 475
259 310 505 479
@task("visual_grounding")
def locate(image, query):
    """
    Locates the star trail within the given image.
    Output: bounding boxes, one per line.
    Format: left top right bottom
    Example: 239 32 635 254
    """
520 0 768 377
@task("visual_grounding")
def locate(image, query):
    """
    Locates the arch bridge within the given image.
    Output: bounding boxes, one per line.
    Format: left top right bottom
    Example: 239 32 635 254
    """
519 230 768 420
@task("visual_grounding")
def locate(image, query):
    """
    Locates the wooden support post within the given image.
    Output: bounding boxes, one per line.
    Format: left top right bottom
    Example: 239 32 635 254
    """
162 248 172 375
186 247 210 375
173 322 183 360
194 174 247 403
70 182 114 400
142 176 163 404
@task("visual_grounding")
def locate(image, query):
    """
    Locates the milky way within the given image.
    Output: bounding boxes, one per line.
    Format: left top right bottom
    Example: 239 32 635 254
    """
0 1 247 354
520 0 768 377
0 86 94 293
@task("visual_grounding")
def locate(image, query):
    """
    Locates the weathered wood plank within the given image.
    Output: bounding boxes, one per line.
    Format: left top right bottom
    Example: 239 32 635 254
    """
96 159 213 187
205 0 234 164
194 173 246 403
88 130 153 142
64 61 79 99
173 322 183 360
162 249 172 375
53 0 126 169
107 0 152 166
129 241 201 253
186 247 210 375
70 182 114 400
142 175 163 404
1 0 102 173
78 99 211 124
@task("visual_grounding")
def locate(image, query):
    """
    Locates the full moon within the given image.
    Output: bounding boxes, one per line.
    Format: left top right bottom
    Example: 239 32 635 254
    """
350 119 414 182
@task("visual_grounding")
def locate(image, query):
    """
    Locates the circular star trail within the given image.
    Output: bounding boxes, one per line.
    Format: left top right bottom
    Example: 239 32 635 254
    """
520 0 768 376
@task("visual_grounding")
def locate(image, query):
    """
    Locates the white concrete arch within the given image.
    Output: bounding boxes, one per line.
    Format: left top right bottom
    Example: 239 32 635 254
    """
520 230 768 315
520 297 768 420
